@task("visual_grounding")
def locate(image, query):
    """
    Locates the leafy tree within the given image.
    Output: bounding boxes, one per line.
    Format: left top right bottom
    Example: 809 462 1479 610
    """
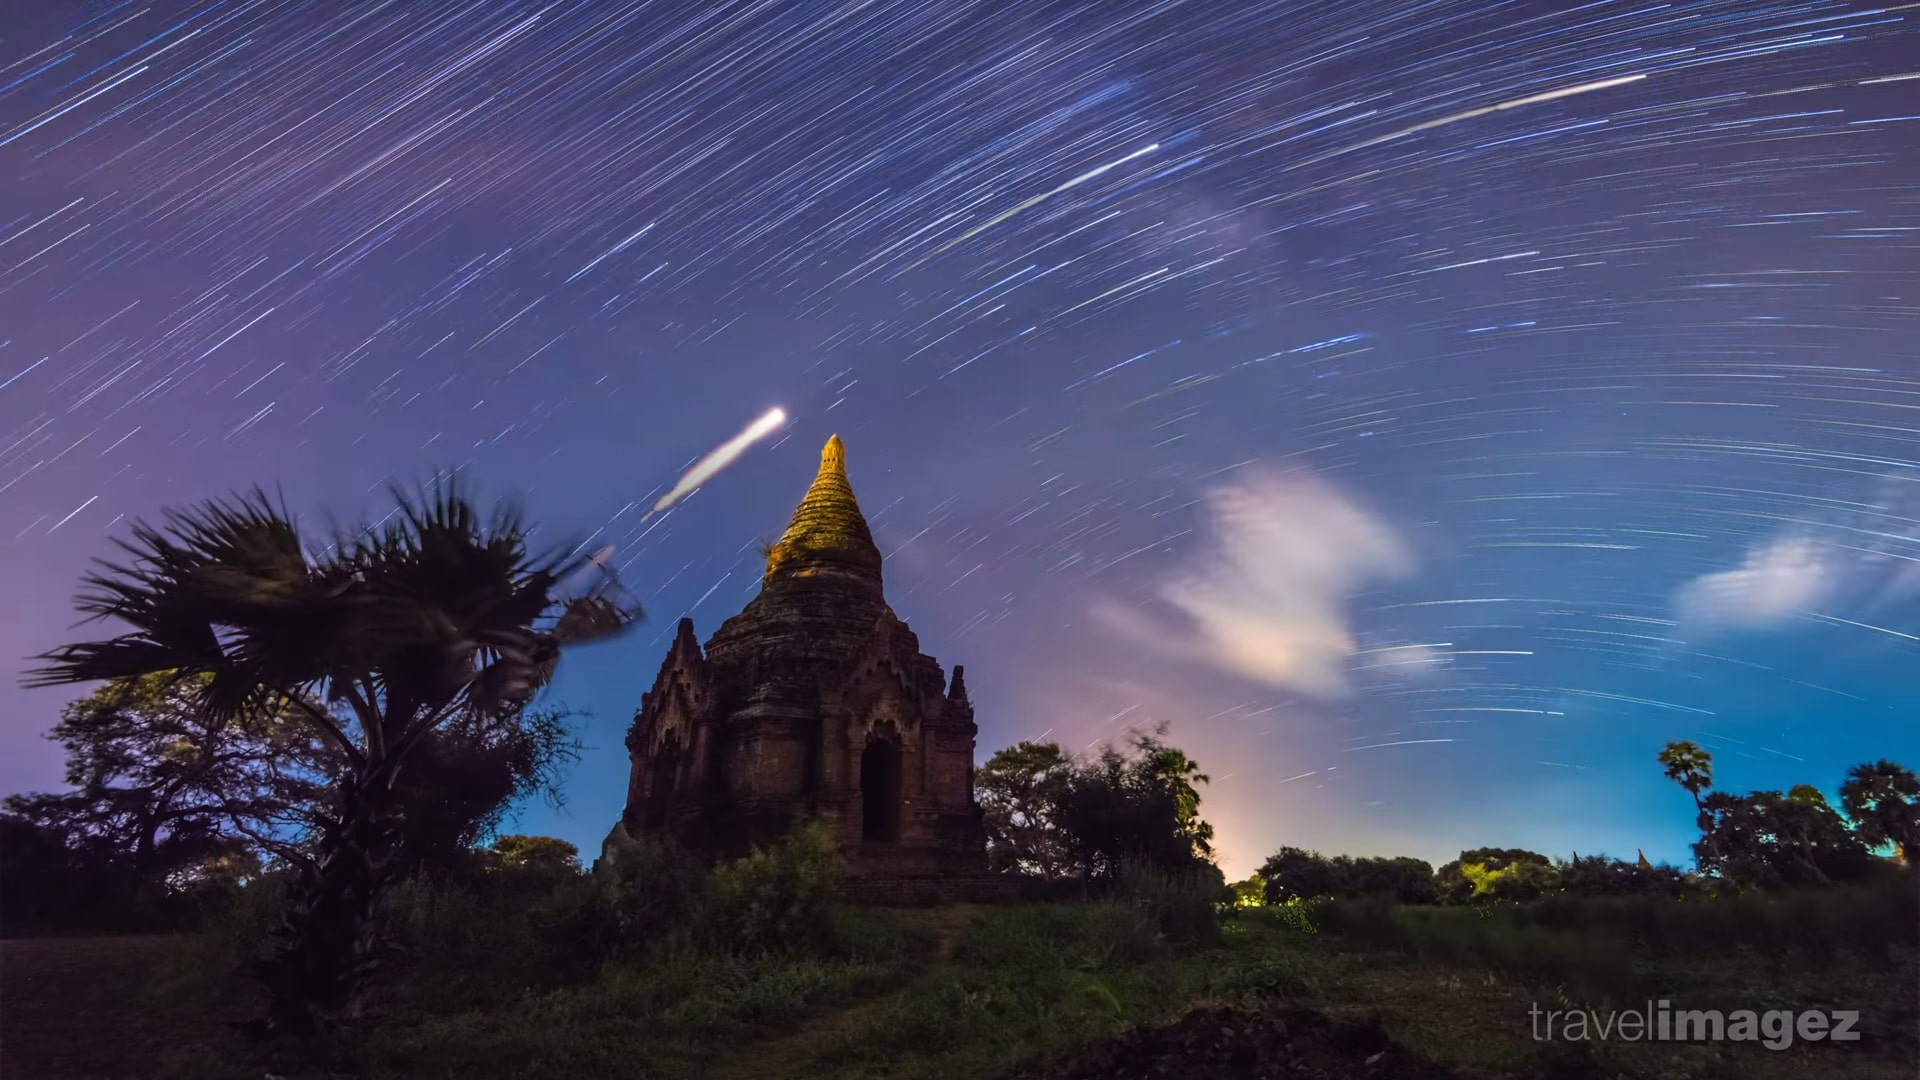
975 740 1075 878
490 834 581 874
1229 872 1266 907
388 706 583 877
9 678 583 907
0 812 147 932
1055 729 1216 880
1695 789 1872 888
25 480 638 1033
1457 858 1559 901
1839 760 1919 863
1341 855 1437 903
1260 846 1340 903
1259 848 1435 904
1434 847 1552 903
3 673 330 894
1134 738 1214 859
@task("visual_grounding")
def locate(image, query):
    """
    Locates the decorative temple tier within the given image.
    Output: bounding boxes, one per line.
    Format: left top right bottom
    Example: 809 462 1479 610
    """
603 435 992 891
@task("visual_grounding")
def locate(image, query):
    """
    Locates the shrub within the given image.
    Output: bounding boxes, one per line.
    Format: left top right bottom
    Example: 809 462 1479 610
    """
1112 857 1231 945
210 869 295 963
596 830 708 946
701 821 842 952
1262 897 1322 935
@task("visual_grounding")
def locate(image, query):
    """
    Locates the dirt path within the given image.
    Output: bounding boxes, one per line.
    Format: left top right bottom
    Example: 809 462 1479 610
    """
0 935 250 1079
712 904 990 1080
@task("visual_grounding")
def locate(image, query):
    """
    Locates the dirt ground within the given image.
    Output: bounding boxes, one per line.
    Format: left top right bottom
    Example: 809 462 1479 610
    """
0 936 247 1079
1023 1003 1466 1080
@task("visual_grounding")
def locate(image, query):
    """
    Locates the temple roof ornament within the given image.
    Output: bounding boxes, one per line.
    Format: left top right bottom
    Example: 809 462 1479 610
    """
761 434 884 589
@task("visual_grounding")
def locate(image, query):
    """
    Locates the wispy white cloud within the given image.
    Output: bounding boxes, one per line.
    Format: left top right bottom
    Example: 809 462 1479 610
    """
1674 535 1837 631
1675 476 1920 634
1094 470 1414 699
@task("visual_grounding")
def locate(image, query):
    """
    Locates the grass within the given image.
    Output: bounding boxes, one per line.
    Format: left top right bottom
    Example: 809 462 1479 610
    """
794 902 1201 1078
1259 880 1920 1080
13 876 1917 1079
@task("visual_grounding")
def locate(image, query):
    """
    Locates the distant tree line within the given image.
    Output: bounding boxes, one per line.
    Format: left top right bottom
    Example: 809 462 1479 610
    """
1659 740 1915 889
1216 744 1915 909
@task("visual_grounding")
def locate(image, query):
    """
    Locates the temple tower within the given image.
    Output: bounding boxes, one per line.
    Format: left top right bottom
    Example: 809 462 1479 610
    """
608 435 989 885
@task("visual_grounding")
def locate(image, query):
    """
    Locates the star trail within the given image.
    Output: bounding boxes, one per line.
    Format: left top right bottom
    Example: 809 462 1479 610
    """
2 0 1917 874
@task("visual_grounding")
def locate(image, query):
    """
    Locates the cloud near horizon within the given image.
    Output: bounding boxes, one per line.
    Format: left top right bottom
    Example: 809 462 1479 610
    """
1094 469 1415 699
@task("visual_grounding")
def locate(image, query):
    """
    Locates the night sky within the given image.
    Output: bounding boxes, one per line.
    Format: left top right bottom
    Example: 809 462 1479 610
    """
3 0 1917 878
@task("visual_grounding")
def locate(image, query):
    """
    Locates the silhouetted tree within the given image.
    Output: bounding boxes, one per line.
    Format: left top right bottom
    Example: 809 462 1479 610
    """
1260 847 1341 903
25 480 639 1033
3 673 329 897
1343 855 1437 903
1557 853 1690 897
0 812 153 932
8 677 583 915
388 706 583 877
1839 760 1919 863
1659 740 1714 824
1258 848 1435 904
1695 789 1872 888
975 740 1075 878
1055 729 1216 880
1134 737 1214 860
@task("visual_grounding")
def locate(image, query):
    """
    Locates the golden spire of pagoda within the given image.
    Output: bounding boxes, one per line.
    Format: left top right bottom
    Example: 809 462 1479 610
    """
762 435 883 589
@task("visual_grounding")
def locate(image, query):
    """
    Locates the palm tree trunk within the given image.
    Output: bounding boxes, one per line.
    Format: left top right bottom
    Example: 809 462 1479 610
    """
1691 793 1718 873
253 763 402 1034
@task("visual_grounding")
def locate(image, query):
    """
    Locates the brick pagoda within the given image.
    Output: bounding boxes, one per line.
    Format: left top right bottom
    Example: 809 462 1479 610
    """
604 435 991 895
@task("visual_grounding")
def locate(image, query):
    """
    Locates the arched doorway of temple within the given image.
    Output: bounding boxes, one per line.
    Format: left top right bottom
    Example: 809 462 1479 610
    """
860 730 902 842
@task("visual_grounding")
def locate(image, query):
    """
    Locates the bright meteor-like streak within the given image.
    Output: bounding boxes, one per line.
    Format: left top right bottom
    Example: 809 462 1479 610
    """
645 407 789 519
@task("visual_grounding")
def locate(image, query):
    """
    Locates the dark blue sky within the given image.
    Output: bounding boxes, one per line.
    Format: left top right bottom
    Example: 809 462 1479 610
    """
2 0 1916 877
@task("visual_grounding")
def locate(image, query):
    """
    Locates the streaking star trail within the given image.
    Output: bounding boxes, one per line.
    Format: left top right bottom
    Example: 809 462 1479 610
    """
0 0 1916 876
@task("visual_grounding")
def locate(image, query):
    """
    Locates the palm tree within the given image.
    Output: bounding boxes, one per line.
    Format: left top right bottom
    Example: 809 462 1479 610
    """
26 480 639 1032
1658 740 1717 871
1658 741 1714 823
1839 760 1920 864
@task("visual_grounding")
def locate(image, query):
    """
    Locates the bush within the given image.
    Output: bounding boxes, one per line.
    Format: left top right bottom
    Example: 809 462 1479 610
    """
210 869 294 963
700 821 842 952
595 830 708 946
1113 858 1231 945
